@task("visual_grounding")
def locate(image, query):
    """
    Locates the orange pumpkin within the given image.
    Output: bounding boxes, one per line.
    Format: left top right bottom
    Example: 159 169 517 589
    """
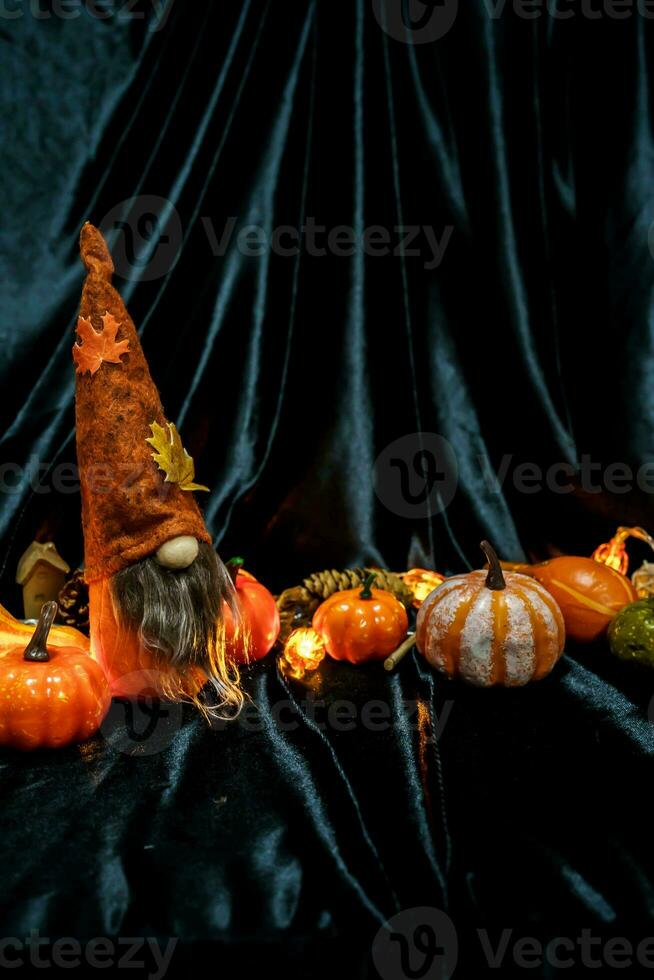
416 542 565 686
525 556 637 643
0 598 90 654
89 578 206 700
312 573 408 664
0 601 110 751
224 558 280 663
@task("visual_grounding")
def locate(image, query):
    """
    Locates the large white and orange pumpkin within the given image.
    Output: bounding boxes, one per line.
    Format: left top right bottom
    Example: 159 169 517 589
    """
416 542 565 687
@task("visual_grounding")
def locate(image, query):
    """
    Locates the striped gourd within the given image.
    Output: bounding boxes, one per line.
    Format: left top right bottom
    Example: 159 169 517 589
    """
416 542 565 687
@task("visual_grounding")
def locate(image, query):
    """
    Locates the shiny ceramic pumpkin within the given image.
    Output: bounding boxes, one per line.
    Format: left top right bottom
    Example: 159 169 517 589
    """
511 556 637 643
312 573 409 664
416 542 565 687
224 558 281 663
0 602 110 751
89 578 206 700
0 598 90 654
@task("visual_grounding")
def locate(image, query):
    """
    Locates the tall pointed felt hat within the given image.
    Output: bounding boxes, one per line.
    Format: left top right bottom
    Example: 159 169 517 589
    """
74 222 211 584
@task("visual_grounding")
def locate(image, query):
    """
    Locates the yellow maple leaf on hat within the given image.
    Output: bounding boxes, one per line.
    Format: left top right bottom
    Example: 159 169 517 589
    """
146 421 209 493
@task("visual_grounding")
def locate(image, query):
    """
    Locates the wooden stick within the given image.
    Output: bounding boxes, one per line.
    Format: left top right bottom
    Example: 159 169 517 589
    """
384 633 416 672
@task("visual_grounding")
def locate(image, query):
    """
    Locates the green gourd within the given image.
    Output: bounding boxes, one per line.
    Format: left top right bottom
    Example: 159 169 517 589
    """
608 598 654 667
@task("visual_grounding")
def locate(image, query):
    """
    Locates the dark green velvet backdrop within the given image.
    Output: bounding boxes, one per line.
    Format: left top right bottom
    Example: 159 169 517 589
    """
2 1 654 976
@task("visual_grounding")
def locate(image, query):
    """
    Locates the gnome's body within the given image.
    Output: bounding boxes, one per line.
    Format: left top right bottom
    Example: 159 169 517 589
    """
74 224 241 711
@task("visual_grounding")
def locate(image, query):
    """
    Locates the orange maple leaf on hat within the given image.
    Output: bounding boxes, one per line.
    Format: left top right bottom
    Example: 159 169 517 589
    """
73 311 130 376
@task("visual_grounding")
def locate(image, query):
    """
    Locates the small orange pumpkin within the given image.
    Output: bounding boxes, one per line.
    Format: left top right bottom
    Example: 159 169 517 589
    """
224 558 281 663
0 602 110 751
416 542 565 686
312 573 409 664
0 598 90 654
525 556 637 643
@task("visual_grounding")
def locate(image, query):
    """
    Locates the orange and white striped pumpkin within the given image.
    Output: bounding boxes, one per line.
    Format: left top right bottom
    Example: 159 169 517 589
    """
416 542 565 687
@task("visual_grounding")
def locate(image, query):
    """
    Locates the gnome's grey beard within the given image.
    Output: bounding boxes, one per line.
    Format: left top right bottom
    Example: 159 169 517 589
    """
111 542 243 715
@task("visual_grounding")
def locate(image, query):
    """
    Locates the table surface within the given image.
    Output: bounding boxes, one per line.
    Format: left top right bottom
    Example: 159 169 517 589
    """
1 643 652 977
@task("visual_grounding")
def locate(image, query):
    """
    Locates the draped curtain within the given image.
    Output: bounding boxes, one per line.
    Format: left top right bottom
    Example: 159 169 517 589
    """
2 1 654 974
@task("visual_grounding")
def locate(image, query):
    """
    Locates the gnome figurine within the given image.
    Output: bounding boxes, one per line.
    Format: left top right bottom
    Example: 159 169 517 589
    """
73 223 243 713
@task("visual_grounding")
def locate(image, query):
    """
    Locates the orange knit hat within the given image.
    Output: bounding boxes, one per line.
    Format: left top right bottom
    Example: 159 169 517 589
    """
74 223 211 584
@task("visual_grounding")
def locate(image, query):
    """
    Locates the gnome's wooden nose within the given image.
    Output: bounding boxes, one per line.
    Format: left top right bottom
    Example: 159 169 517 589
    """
155 536 199 570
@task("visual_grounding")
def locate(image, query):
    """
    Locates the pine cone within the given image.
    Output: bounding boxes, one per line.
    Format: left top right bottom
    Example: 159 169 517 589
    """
57 568 90 633
363 568 414 608
303 568 362 598
303 567 414 609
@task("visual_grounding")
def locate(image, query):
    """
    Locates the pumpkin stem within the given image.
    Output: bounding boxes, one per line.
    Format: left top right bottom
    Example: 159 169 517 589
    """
359 572 377 599
23 601 57 662
481 541 506 591
226 556 244 587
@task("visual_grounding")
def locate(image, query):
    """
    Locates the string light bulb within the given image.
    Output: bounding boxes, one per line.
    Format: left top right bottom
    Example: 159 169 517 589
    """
400 568 446 607
592 526 654 576
280 628 326 679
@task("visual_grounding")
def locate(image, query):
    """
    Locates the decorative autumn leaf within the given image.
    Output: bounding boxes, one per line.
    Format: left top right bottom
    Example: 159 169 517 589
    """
73 312 130 376
146 421 209 492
